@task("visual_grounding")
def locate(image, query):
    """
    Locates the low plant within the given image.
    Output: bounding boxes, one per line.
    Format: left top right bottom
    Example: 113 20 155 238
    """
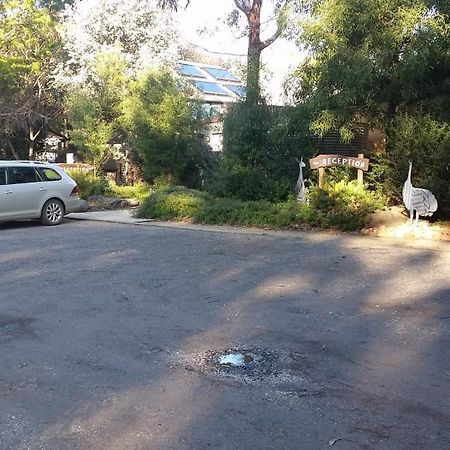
308 181 385 230
66 169 150 203
136 181 383 231
66 170 107 199
105 181 150 202
137 186 209 221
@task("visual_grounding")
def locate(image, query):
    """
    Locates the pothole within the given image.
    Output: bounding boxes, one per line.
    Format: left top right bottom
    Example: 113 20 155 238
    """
217 352 256 367
194 348 283 381
176 346 324 399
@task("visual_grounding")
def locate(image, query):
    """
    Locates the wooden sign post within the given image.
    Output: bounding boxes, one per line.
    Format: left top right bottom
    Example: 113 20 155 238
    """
309 154 370 187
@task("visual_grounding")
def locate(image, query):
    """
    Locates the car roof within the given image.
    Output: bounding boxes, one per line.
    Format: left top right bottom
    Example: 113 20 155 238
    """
0 160 53 166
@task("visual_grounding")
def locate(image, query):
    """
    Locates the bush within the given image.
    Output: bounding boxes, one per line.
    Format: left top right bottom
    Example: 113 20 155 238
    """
204 156 292 202
137 186 210 221
136 181 383 231
66 170 107 199
105 181 150 202
205 103 314 202
366 114 450 218
66 169 150 203
120 69 207 187
308 181 385 230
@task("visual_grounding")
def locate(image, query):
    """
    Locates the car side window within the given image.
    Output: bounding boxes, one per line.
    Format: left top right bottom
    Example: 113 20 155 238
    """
11 167 42 184
0 167 8 185
38 168 62 181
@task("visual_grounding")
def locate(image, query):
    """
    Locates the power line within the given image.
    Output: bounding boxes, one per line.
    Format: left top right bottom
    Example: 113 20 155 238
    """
183 39 247 57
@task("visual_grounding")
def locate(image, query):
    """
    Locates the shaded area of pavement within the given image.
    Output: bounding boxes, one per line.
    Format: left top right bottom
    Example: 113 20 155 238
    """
68 209 152 225
0 220 449 449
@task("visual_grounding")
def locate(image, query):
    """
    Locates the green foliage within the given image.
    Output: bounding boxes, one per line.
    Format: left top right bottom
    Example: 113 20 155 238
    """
65 52 127 171
66 169 150 202
0 0 60 83
136 186 310 228
105 181 150 202
307 181 385 230
120 69 206 186
205 155 292 202
291 0 450 134
66 170 107 199
0 0 62 153
366 114 450 216
137 181 383 231
137 186 210 221
223 102 271 165
206 103 314 201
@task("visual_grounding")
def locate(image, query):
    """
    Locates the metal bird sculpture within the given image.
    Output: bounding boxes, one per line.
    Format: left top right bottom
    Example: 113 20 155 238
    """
402 161 438 223
295 157 307 203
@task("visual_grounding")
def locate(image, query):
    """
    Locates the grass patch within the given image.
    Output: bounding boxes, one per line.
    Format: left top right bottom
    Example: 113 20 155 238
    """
105 182 150 202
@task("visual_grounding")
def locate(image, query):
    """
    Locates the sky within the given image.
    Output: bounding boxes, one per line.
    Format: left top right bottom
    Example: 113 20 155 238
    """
175 0 303 105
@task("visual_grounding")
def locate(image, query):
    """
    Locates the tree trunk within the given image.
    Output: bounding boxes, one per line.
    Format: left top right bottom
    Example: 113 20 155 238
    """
28 142 34 160
247 45 262 105
29 126 42 160
7 140 21 160
246 0 263 105
237 0 282 105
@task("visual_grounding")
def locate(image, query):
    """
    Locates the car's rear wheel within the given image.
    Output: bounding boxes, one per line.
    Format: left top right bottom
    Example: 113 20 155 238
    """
41 199 65 226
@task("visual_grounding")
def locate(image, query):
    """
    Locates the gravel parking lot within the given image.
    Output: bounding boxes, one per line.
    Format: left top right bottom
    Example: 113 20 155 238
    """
1 219 449 450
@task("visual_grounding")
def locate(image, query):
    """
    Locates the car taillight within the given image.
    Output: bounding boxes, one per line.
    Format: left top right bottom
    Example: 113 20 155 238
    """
71 185 80 196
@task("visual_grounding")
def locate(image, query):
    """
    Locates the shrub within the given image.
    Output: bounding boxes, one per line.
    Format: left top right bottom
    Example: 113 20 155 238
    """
136 186 210 221
119 69 207 187
105 181 150 202
136 181 383 231
205 103 314 202
308 181 385 230
204 156 292 202
66 170 107 199
366 114 450 218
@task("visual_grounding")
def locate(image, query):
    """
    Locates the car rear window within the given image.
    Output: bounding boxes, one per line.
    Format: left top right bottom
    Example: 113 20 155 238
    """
40 168 62 181
12 167 41 183
0 167 8 185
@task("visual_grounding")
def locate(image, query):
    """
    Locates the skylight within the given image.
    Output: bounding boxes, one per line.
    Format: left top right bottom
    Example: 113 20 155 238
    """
180 64 206 78
203 67 240 82
225 85 246 97
192 81 228 96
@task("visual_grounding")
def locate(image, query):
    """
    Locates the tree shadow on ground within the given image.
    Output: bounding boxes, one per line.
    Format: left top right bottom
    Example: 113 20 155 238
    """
0 222 449 449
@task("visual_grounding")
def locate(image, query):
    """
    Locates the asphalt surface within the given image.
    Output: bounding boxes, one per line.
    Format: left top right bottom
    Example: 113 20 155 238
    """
0 218 449 450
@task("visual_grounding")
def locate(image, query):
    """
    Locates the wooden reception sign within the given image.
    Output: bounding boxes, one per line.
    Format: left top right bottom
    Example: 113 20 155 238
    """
309 154 370 187
309 154 370 171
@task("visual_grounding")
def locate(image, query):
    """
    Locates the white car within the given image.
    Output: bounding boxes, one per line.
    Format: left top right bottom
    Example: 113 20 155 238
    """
0 161 87 225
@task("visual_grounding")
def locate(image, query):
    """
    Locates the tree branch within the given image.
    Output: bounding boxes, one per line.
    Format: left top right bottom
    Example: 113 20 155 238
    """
260 27 281 50
234 0 252 16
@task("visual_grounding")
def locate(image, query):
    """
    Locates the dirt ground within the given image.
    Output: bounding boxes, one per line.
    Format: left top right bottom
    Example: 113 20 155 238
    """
0 219 449 449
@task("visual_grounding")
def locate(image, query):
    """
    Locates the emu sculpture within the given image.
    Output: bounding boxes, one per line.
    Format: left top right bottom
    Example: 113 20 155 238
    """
402 161 438 223
295 157 306 203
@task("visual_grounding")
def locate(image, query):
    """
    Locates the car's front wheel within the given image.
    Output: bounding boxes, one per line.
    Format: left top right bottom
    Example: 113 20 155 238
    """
41 199 65 226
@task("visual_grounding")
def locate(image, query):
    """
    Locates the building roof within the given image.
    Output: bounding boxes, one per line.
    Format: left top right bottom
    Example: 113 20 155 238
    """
179 61 246 103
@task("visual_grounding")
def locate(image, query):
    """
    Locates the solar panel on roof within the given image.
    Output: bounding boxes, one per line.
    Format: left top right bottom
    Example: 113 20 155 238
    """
192 81 229 95
225 85 246 97
180 64 206 78
203 67 240 82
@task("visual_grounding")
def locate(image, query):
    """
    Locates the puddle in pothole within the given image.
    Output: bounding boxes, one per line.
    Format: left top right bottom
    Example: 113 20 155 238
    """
218 352 255 367
203 348 281 380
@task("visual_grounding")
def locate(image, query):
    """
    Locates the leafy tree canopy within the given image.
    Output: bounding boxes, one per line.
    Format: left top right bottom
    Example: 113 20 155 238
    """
58 0 180 85
289 0 450 137
119 70 205 184
0 0 62 157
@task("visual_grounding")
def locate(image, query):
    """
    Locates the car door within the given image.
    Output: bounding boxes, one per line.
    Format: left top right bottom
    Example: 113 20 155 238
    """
0 166 14 219
9 166 49 218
